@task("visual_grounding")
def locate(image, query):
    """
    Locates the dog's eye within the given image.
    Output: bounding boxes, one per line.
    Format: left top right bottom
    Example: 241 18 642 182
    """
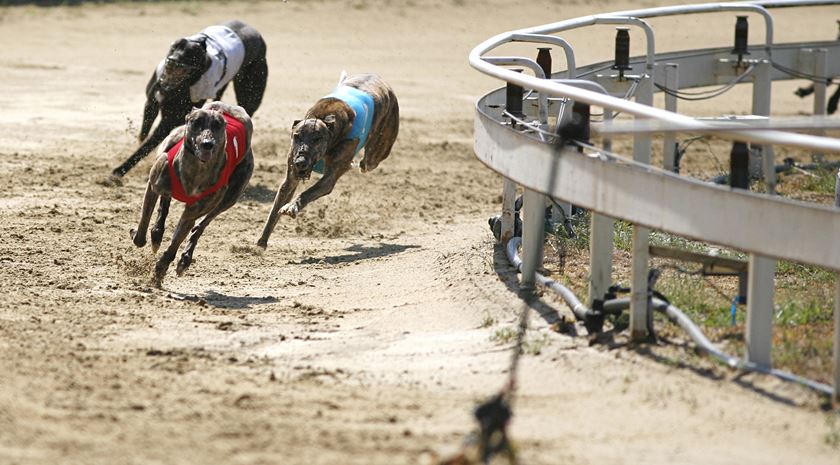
210 120 222 131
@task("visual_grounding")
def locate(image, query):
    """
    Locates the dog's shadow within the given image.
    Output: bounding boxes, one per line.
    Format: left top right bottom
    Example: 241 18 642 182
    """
167 289 278 309
292 243 421 265
241 183 277 203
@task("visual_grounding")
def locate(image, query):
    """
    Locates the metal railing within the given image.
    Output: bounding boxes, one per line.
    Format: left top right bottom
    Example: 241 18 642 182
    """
470 0 840 402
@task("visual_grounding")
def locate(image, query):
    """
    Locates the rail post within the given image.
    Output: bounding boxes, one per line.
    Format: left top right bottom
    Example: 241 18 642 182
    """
835 273 840 404
520 189 546 292
746 255 775 367
752 59 775 194
661 63 679 172
745 37 777 360
835 176 840 404
589 108 615 306
499 179 517 244
630 48 656 341
809 48 828 160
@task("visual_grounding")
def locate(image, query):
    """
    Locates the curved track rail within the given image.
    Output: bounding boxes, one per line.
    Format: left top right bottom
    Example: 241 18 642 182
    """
470 0 840 402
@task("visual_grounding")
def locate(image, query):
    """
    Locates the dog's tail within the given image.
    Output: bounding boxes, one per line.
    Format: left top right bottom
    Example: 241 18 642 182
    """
337 70 348 86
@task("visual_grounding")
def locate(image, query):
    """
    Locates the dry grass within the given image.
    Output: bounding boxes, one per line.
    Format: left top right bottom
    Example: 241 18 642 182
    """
540 140 838 386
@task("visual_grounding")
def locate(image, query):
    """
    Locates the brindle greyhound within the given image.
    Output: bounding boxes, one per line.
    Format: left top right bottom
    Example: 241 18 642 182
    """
110 19 266 183
130 101 254 287
257 73 399 248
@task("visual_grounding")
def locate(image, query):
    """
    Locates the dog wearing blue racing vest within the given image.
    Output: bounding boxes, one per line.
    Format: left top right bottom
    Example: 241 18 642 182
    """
257 73 399 248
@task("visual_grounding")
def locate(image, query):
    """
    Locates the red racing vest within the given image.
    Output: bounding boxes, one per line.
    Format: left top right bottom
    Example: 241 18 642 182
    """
166 113 247 205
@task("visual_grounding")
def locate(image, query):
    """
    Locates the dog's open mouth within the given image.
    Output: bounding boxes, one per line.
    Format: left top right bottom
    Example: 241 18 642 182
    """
197 148 214 163
296 168 312 181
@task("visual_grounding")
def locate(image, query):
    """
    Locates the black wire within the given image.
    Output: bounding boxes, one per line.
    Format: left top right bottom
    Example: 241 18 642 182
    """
770 60 836 85
655 83 736 101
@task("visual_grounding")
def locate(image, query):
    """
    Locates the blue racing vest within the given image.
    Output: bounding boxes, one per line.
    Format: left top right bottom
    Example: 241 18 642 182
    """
313 85 375 174
325 85 375 156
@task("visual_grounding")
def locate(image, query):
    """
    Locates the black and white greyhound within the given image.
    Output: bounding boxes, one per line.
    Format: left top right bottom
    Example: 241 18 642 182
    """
109 19 267 182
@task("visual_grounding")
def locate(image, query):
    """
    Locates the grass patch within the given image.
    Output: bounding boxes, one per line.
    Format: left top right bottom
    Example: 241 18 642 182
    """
490 326 517 345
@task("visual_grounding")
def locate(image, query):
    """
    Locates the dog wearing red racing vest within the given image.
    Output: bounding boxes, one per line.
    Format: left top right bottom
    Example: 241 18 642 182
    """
130 101 254 287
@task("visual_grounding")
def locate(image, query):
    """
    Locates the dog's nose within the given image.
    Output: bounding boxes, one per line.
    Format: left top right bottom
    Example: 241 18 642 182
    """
294 157 308 170
200 140 215 150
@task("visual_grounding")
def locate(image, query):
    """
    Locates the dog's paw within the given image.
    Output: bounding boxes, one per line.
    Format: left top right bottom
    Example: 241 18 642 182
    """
130 229 147 248
98 173 124 187
175 254 192 276
279 202 300 218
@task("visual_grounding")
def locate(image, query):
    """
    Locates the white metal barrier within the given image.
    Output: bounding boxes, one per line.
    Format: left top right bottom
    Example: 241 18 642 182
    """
470 0 840 402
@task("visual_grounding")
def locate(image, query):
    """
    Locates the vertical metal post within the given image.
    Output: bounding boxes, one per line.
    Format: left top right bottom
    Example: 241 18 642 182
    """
538 46 572 233
520 189 546 291
505 69 525 123
834 277 840 405
590 108 615 305
662 63 679 172
500 69 523 245
730 142 751 189
834 176 840 404
745 254 775 367
589 213 614 305
630 62 655 340
811 48 827 160
832 177 840 402
499 178 517 243
747 58 776 360
834 169 840 209
752 60 775 194
536 47 552 78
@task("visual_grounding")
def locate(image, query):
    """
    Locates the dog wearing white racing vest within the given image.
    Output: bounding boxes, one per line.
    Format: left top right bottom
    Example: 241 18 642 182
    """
257 73 399 249
110 20 267 181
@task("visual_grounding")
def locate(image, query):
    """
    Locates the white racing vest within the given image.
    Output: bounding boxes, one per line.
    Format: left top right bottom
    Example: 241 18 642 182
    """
155 25 245 102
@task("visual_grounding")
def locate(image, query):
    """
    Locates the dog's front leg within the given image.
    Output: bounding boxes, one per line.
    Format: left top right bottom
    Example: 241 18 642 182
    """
153 213 196 288
130 181 159 248
150 196 171 252
281 140 356 218
257 168 300 248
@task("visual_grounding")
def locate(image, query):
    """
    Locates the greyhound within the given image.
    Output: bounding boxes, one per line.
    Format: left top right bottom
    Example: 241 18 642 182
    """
257 73 399 248
130 101 254 287
794 84 840 115
110 20 266 183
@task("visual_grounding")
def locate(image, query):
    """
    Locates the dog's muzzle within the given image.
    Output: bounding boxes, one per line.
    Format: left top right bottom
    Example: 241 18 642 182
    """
293 156 312 180
195 138 216 163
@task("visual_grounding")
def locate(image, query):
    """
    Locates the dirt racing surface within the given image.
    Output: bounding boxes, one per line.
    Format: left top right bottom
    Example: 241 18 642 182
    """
1 1 839 464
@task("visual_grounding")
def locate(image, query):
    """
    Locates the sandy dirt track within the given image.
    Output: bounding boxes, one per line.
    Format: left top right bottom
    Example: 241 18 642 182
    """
1 1 839 464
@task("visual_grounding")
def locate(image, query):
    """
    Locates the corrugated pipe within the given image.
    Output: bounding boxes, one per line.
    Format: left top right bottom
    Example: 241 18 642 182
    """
504 237 834 397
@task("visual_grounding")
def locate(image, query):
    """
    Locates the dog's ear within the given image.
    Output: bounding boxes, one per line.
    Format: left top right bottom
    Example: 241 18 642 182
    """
193 36 208 50
292 119 302 129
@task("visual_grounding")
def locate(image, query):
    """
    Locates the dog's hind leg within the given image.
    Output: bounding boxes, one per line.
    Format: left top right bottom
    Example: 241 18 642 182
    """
176 209 221 276
257 167 299 248
233 57 268 116
150 196 171 252
130 182 159 248
178 159 253 274
828 84 840 115
154 213 196 288
360 94 399 173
